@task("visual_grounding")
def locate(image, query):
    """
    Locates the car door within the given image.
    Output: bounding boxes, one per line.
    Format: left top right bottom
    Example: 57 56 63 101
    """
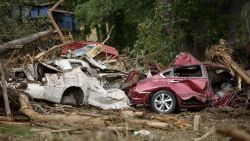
168 64 210 102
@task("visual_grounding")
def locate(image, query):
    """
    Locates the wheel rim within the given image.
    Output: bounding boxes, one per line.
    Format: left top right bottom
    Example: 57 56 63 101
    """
154 93 173 112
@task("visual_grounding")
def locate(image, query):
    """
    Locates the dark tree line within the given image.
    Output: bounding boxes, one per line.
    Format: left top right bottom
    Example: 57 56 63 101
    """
0 0 249 64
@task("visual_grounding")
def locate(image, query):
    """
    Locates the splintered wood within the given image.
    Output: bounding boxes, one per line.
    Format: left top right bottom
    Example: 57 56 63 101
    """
86 44 104 58
34 41 70 61
19 93 107 126
193 115 201 131
128 119 169 129
195 126 215 141
18 94 191 131
48 0 65 43
207 39 250 86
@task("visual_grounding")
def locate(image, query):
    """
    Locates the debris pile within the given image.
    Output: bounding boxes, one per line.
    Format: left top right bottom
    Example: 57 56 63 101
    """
0 0 131 122
0 0 250 140
2 39 250 120
207 39 250 108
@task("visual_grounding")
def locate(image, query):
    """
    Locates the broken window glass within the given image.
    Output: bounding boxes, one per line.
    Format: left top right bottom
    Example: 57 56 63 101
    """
174 65 202 77
162 70 172 77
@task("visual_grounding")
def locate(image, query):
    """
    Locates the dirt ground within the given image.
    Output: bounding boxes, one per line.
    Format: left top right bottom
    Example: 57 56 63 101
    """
0 104 250 141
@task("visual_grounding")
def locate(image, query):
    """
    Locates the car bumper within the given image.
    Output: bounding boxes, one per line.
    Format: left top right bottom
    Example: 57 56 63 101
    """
128 87 151 105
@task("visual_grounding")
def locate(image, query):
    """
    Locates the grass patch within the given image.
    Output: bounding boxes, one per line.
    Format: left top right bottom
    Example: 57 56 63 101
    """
0 125 36 138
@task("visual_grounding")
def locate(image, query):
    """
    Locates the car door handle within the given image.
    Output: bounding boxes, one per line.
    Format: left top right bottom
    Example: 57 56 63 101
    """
169 80 180 83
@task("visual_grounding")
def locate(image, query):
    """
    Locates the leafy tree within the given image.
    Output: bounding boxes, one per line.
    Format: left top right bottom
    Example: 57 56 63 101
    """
133 0 177 64
0 0 39 43
2 0 247 65
167 0 231 57
74 0 234 64
75 0 155 49
0 0 58 57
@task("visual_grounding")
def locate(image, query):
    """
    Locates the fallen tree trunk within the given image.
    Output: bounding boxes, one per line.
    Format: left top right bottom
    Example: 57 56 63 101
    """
128 119 169 129
19 93 107 126
0 30 54 54
0 116 12 121
216 127 250 141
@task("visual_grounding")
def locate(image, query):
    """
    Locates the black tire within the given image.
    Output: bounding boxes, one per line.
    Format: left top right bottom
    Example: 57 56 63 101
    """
61 88 83 106
150 90 177 113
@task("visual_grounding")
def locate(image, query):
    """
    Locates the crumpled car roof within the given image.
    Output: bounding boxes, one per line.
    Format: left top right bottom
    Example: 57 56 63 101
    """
174 52 201 66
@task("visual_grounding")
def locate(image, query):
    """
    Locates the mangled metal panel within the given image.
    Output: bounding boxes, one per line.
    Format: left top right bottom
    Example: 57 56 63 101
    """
174 52 201 66
39 62 61 72
24 67 130 109
88 89 130 110
167 78 209 102
83 56 107 70
71 44 103 58
53 59 91 70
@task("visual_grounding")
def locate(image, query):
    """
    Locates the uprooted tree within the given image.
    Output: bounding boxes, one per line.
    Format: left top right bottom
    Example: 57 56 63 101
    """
207 39 250 87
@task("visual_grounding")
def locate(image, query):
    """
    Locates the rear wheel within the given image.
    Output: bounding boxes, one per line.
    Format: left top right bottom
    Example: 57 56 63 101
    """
150 90 177 113
61 88 83 106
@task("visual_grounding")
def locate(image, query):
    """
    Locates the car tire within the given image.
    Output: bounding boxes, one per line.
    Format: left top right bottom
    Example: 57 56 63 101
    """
150 90 177 113
61 88 83 106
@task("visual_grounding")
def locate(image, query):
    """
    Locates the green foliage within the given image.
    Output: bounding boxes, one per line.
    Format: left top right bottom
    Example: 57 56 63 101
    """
133 0 237 64
75 0 154 25
74 0 235 64
76 0 118 25
1 0 246 64
75 0 154 49
235 2 250 48
0 0 40 43
168 0 231 46
133 0 177 64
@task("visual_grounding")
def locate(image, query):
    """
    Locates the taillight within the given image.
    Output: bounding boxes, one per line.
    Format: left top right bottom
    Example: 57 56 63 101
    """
131 83 137 87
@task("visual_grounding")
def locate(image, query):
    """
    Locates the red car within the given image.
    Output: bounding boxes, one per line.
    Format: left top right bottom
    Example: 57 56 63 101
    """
128 53 235 113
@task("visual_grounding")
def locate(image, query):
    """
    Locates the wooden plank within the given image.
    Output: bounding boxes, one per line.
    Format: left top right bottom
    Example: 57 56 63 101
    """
86 44 104 58
193 115 201 131
48 0 66 43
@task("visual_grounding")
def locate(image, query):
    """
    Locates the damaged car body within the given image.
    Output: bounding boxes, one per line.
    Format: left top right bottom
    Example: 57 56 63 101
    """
127 53 239 113
10 59 130 110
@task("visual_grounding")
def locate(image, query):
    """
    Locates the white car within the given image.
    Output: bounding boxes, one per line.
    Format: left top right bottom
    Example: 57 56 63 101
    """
14 59 129 109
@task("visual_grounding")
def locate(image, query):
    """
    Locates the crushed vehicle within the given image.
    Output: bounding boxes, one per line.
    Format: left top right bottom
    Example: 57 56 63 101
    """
6 39 128 110
61 41 119 59
126 53 244 113
8 59 129 110
62 41 125 71
61 41 127 89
